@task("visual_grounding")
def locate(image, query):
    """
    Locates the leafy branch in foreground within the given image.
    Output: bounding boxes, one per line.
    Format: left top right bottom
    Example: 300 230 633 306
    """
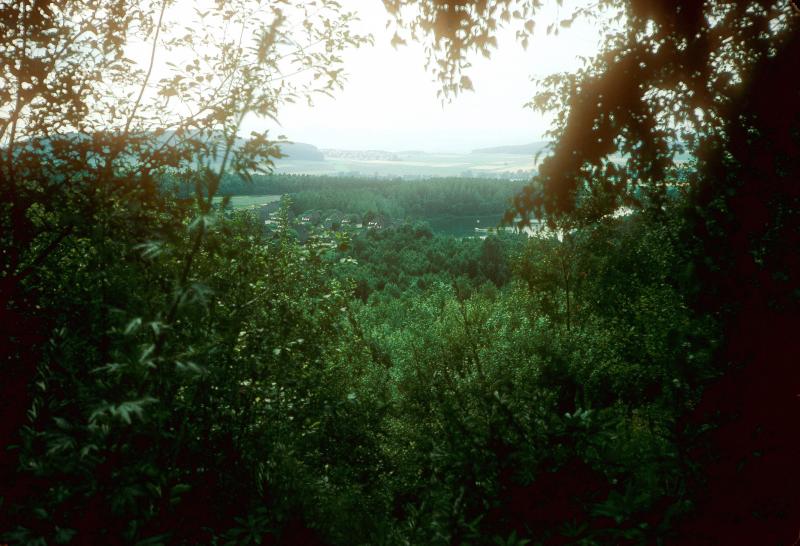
0 1 371 543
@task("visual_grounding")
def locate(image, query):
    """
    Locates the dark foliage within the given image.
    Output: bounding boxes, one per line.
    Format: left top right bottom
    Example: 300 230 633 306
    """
2 0 798 544
390 0 800 542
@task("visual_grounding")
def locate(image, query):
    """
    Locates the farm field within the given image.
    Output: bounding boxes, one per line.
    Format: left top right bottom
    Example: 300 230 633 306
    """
212 194 283 209
273 150 539 178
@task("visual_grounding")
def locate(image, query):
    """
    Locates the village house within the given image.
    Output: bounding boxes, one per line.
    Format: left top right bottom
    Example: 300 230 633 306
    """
300 210 321 225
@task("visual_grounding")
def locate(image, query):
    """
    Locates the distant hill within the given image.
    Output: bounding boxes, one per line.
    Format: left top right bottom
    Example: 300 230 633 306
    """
471 142 550 155
276 142 324 161
147 131 324 162
152 132 324 162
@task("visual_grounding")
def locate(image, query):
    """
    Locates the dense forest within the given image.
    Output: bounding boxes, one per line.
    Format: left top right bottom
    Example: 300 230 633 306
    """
2 1 799 546
212 174 527 218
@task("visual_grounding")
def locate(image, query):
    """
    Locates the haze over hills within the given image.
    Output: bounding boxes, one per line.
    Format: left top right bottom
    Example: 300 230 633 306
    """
269 140 542 178
23 132 541 178
271 139 692 178
320 149 401 161
471 142 550 155
276 141 552 159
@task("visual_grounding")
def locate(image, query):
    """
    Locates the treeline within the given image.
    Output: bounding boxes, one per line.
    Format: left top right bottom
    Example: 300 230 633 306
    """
213 174 527 218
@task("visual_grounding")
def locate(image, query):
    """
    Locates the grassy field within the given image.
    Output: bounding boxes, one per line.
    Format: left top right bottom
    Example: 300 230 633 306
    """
213 194 283 209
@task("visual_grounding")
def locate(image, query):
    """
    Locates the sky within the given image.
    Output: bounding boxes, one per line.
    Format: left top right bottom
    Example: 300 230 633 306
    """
138 1 607 154
254 1 605 153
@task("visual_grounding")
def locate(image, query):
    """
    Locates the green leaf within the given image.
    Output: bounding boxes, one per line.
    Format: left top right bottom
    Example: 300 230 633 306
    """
124 317 142 335
54 527 77 544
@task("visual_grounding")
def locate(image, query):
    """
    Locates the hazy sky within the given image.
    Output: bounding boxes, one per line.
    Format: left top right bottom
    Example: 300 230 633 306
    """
252 1 604 153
